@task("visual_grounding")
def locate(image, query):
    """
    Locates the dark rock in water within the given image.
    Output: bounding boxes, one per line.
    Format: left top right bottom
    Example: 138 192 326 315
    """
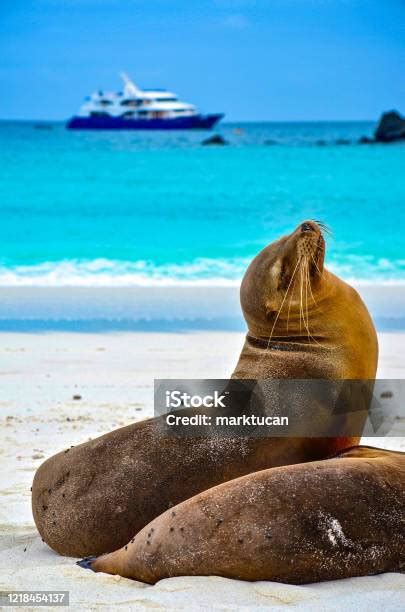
358 136 375 144
202 134 228 146
315 139 327 146
335 138 351 145
375 110 405 143
264 139 278 145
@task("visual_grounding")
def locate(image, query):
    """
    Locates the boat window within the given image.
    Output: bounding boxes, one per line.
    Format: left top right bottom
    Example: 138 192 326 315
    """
99 100 113 106
121 111 135 118
90 111 110 117
155 97 178 102
121 99 138 107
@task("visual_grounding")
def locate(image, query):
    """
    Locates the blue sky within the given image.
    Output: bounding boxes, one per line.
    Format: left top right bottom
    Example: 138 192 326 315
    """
1 0 404 121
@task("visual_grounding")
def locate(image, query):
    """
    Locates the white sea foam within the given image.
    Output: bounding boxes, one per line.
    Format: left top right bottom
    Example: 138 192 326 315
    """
0 258 245 287
0 257 404 287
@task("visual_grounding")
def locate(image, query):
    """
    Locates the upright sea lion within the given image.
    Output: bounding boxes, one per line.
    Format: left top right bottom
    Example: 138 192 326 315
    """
81 446 405 584
234 219 376 379
32 221 378 557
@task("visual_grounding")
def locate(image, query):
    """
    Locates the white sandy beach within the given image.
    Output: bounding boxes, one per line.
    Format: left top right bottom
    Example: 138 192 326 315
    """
0 330 404 610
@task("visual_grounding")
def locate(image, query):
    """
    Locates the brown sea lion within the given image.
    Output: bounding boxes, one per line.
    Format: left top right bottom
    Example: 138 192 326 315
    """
31 221 378 557
80 446 405 584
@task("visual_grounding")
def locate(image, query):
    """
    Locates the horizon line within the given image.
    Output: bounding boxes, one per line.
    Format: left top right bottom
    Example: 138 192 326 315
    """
0 117 380 124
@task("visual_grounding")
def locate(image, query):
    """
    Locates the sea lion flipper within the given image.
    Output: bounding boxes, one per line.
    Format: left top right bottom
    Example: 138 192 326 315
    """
76 556 97 571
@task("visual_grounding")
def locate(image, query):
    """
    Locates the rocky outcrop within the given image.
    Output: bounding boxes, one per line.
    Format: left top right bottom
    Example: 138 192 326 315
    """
374 110 405 143
202 134 228 146
358 135 374 144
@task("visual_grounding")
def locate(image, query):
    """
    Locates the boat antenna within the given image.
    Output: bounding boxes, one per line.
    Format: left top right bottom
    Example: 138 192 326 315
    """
120 72 141 97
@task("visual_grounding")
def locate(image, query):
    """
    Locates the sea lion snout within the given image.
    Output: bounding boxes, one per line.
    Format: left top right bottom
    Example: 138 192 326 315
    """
301 221 314 233
296 219 321 235
293 221 325 277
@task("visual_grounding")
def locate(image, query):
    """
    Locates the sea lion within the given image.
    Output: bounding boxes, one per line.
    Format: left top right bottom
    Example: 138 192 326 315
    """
32 221 378 557
80 446 405 584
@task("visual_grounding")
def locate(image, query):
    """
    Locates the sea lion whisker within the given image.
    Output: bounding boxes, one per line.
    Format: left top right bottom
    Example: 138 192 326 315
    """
313 219 332 236
286 270 299 334
304 260 311 339
304 263 325 346
256 256 302 365
310 252 323 278
307 264 319 306
302 259 308 335
266 256 301 347
314 245 325 254
300 258 328 348
299 264 304 334
311 241 324 250
302 261 312 339
301 260 310 334
253 257 302 372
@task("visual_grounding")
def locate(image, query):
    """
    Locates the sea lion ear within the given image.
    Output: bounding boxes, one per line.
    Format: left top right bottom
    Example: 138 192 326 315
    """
270 259 282 280
268 258 284 291
264 299 277 319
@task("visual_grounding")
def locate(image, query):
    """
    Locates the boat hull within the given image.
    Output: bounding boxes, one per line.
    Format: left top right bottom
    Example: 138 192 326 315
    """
67 114 223 130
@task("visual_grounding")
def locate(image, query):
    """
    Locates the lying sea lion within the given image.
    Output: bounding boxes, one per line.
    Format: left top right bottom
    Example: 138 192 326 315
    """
32 221 378 557
80 446 405 584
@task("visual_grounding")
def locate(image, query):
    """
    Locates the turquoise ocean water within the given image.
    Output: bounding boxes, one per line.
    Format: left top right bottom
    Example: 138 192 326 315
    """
0 120 404 287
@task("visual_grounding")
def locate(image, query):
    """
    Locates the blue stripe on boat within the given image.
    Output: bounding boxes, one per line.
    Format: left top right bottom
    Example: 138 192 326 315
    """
67 114 224 130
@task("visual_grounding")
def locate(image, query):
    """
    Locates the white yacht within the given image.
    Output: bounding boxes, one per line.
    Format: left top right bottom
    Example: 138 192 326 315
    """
67 73 223 130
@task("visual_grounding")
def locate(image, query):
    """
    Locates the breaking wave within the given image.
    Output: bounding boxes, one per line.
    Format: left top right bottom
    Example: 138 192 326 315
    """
0 255 404 287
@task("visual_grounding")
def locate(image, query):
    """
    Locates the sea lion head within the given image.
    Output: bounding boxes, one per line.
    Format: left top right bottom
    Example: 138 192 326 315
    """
241 220 327 340
240 219 378 377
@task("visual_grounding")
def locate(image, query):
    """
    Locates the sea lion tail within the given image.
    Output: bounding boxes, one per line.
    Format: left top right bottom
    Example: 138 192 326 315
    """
76 556 97 571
